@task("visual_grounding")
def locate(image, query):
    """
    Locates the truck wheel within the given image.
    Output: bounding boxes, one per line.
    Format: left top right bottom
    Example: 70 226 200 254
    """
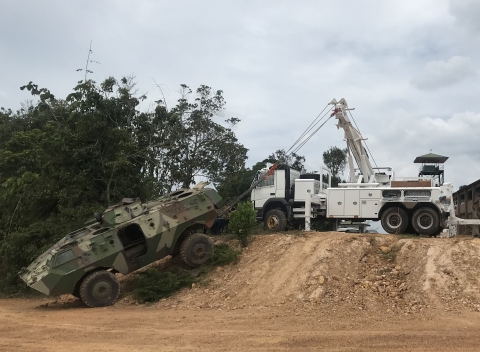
381 207 408 234
180 233 214 268
264 209 287 232
412 207 440 236
79 270 120 308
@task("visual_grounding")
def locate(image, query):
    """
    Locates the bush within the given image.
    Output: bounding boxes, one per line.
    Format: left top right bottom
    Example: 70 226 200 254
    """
210 243 241 266
227 201 257 247
134 243 241 303
134 268 195 303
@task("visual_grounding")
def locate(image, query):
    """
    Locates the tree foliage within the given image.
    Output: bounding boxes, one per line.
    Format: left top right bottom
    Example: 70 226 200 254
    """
166 85 247 189
323 146 347 187
0 78 246 294
227 201 258 247
264 149 305 171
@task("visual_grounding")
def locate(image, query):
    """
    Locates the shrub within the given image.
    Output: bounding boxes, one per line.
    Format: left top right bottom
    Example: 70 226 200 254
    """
210 243 241 266
227 201 257 247
134 268 195 303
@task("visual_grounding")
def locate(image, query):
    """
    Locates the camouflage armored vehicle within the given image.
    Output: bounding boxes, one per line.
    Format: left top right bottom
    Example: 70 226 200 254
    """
19 182 224 307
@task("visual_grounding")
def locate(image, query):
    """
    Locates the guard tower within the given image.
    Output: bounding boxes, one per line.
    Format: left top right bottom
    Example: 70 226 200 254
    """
414 152 448 186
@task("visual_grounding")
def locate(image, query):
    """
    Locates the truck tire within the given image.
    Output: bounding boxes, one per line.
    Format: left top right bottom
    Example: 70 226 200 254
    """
264 209 287 232
79 270 120 308
381 207 408 234
180 233 214 268
412 207 440 236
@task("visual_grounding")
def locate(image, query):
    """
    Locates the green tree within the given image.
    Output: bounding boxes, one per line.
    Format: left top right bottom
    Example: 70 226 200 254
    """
166 85 248 190
216 150 306 202
264 149 305 170
0 79 247 294
323 146 347 187
216 161 264 202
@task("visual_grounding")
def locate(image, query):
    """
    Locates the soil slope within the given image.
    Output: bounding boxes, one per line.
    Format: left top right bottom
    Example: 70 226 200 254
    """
3 231 480 351
167 232 480 317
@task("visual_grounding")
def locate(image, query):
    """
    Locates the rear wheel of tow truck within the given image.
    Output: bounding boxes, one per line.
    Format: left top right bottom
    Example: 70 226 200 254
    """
79 270 120 308
264 209 287 232
411 207 440 236
180 233 214 268
381 207 409 234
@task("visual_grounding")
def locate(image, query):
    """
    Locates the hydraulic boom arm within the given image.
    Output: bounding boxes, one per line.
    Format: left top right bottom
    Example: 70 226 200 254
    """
330 98 375 183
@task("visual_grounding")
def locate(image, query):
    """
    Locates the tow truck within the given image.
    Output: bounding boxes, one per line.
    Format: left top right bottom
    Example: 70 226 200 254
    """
250 98 480 237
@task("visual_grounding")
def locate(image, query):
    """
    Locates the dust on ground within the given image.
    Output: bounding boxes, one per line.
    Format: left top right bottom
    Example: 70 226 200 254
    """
2 231 480 351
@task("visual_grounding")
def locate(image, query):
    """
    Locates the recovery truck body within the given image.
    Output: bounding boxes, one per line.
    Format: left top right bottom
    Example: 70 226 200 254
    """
251 98 479 237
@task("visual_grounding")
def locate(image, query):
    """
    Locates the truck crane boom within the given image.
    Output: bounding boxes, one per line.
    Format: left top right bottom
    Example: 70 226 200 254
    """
330 98 375 183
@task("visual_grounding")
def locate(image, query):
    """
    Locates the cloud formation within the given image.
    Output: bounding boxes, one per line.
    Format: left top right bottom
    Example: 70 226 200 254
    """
411 56 476 90
1 0 480 194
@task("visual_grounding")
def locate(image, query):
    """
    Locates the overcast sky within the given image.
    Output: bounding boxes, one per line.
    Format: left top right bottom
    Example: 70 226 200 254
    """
2 0 480 193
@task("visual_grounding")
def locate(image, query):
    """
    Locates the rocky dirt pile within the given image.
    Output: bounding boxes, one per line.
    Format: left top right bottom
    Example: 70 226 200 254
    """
155 232 480 317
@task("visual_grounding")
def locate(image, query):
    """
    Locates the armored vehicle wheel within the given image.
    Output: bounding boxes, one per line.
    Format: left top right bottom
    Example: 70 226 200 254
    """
412 207 440 236
381 207 408 234
264 209 287 232
180 233 214 268
79 270 120 308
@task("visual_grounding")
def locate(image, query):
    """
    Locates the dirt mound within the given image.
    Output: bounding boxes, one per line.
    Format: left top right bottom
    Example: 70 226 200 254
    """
159 232 480 317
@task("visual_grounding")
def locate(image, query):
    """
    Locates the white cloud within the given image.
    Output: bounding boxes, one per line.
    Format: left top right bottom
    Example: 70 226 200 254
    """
449 0 480 34
367 109 480 191
411 56 476 90
2 0 480 193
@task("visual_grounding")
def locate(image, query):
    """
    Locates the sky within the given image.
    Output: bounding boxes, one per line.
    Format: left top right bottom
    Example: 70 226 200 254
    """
2 0 480 197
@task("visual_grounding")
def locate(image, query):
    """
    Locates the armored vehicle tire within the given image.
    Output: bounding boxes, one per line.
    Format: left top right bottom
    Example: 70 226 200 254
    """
79 270 120 308
381 207 408 234
264 209 287 232
180 233 214 268
412 207 440 236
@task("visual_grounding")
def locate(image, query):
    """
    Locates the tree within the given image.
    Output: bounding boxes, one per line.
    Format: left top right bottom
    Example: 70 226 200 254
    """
264 149 305 170
323 146 348 187
0 79 247 294
216 149 306 202
163 85 248 190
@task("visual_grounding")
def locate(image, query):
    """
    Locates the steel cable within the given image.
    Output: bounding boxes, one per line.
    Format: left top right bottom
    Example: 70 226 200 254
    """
285 103 330 155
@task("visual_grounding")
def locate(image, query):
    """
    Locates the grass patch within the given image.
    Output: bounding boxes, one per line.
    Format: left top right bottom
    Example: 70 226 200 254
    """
134 268 195 303
134 243 241 303
210 243 241 266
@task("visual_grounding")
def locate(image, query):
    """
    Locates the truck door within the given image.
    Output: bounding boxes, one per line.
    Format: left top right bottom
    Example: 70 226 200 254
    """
251 170 285 209
251 174 276 209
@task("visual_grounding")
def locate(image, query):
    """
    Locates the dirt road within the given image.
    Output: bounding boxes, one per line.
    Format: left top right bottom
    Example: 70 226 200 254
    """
3 232 480 351
1 298 480 351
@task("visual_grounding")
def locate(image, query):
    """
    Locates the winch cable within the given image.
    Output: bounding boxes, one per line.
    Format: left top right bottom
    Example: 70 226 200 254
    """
347 110 379 170
218 104 333 214
285 103 330 155
291 113 333 155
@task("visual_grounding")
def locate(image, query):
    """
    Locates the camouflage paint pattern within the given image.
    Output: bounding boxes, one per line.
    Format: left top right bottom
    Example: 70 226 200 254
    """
19 183 224 296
